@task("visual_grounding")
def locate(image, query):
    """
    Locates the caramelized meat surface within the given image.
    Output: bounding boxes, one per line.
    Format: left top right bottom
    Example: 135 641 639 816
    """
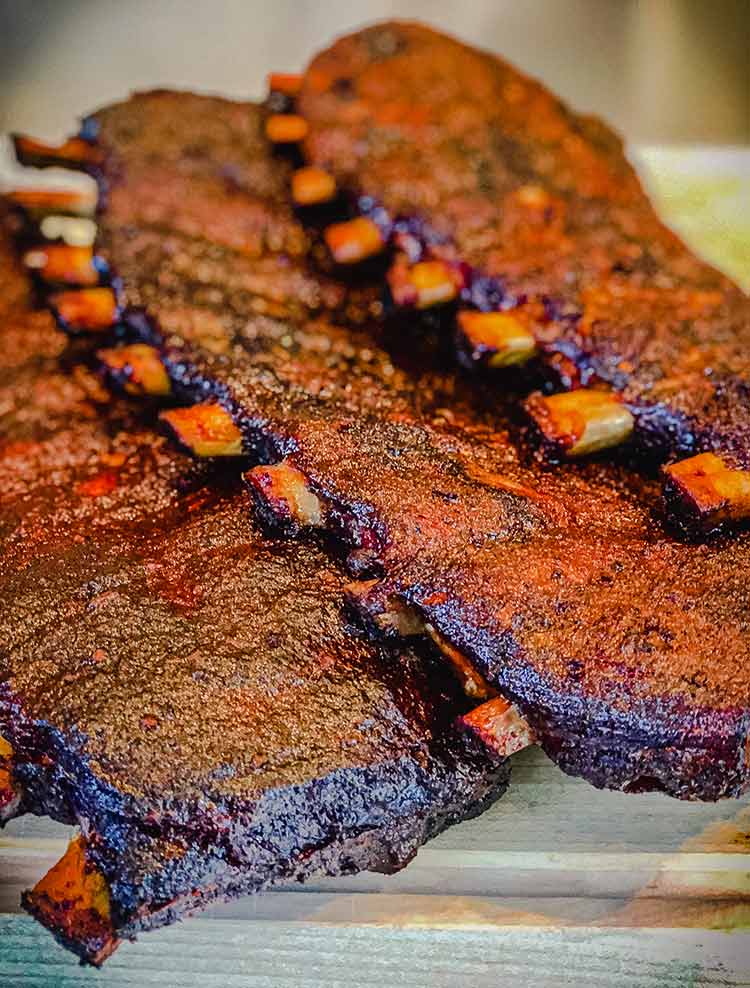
22 91 750 800
295 22 750 520
0 207 507 962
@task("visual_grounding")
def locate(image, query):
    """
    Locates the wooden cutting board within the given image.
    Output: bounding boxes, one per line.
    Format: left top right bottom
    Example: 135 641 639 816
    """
1 148 749 987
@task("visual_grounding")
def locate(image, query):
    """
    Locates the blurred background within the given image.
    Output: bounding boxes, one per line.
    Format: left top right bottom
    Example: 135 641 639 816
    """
0 0 748 145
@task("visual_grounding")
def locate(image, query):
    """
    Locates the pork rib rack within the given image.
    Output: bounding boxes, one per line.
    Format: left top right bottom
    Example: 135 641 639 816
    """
12 91 750 801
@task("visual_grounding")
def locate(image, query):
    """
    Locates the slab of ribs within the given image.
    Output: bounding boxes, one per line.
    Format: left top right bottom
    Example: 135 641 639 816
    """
3 20 749 964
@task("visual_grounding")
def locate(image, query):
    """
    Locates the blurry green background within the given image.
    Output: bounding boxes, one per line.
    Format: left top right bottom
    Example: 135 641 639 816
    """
0 0 748 145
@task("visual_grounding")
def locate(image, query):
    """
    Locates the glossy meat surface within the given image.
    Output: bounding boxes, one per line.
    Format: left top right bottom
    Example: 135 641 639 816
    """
0 205 507 961
78 92 750 799
297 21 750 469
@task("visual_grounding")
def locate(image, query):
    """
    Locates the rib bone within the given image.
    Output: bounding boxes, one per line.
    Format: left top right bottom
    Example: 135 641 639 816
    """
22 835 118 967
664 453 750 534
460 696 536 757
97 344 172 397
292 166 337 205
23 245 101 287
387 258 461 309
457 310 537 368
49 287 119 332
324 217 385 264
265 114 309 143
6 186 97 219
246 461 323 526
159 403 244 457
525 389 635 457
12 134 102 170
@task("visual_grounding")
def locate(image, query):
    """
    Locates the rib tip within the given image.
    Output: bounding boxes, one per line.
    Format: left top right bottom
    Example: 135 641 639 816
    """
12 133 101 170
424 624 495 700
388 258 461 309
0 735 21 824
265 114 309 144
6 186 97 218
324 217 386 265
460 696 537 758
23 244 101 287
268 73 303 97
663 453 750 532
525 388 634 457
291 166 337 206
23 835 119 967
159 403 244 457
49 287 118 333
98 344 171 397
245 461 323 527
457 310 537 368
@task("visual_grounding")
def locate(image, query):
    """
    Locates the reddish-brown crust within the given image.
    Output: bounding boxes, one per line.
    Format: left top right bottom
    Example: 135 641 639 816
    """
296 21 750 527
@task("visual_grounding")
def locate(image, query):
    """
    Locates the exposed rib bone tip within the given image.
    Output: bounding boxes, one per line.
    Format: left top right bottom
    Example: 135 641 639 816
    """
12 134 101 170
23 244 100 286
0 734 20 823
159 403 243 457
49 287 118 332
268 73 303 96
23 835 118 966
460 696 537 757
663 453 750 531
388 259 461 309
291 166 337 205
525 389 634 457
39 215 96 248
457 310 537 367
324 217 385 265
265 114 309 144
6 186 97 218
245 461 323 527
344 582 426 637
98 344 172 397
425 624 496 700
515 184 553 209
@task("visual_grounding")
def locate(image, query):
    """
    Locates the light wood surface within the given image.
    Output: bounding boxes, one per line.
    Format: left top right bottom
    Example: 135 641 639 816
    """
3 745 750 984
1 150 749 984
